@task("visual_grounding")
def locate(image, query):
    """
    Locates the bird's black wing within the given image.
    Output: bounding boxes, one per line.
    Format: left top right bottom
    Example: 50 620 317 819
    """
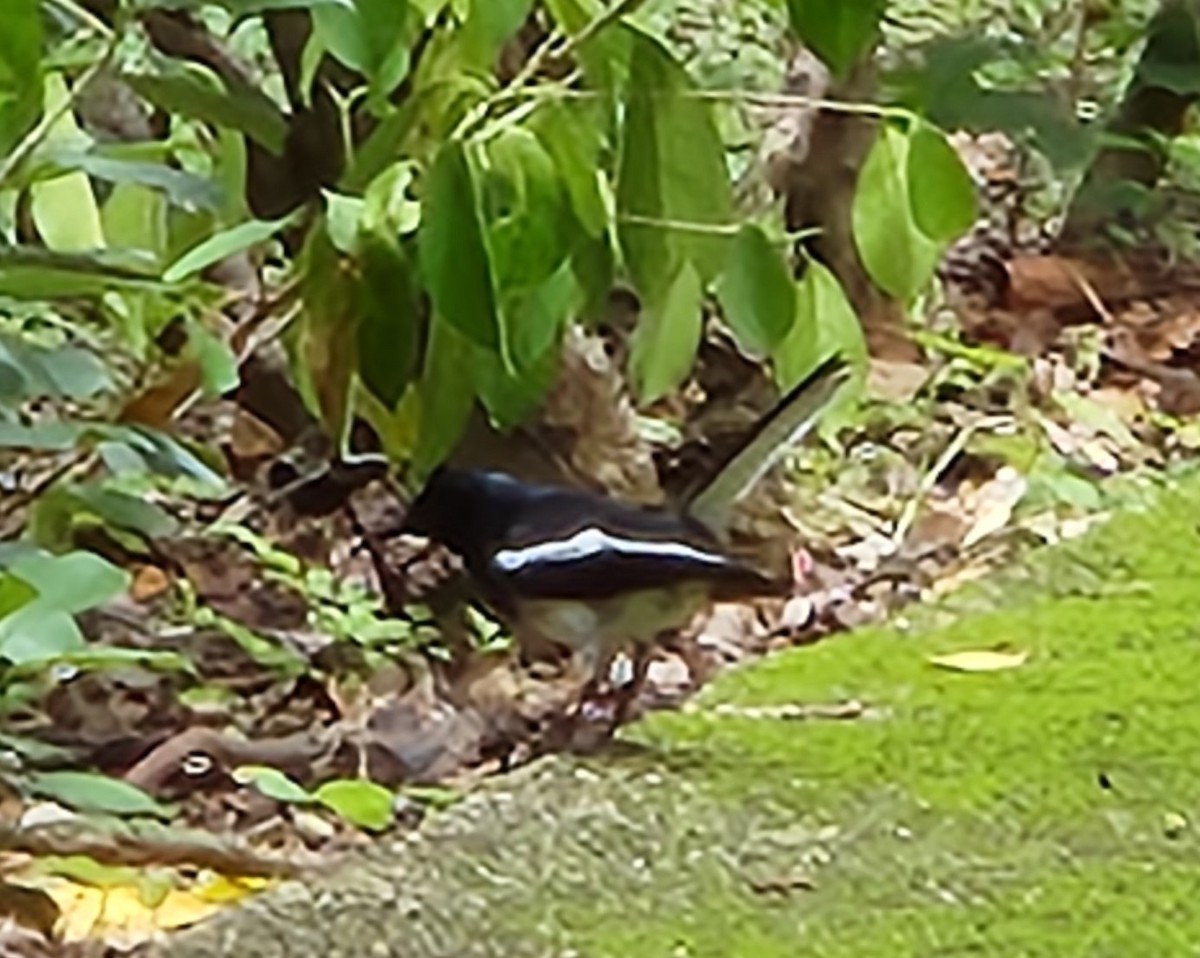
477 484 782 602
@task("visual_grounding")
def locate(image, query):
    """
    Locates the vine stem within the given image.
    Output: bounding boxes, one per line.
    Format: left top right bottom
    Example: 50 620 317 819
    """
503 84 914 122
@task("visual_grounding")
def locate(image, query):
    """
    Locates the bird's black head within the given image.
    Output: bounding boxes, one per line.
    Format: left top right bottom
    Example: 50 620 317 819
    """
402 467 530 559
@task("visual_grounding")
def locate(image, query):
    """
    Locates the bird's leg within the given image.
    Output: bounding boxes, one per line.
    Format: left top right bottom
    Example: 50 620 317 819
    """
566 641 619 721
610 641 655 728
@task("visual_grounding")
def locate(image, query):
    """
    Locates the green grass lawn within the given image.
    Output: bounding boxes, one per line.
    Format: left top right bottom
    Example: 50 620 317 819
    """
560 475 1200 956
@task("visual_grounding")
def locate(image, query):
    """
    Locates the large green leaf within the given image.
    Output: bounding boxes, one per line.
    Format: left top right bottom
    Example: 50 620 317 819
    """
528 99 608 237
481 127 571 293
0 0 42 156
714 224 796 356
41 151 223 212
102 183 169 258
0 574 36 620
906 124 977 244
507 258 577 369
460 0 536 69
358 239 422 409
413 316 476 478
298 228 359 442
125 69 287 155
0 335 110 403
27 771 173 819
852 124 942 303
163 214 295 283
0 247 161 300
616 32 732 306
418 141 502 353
312 0 411 104
629 260 703 403
29 75 105 253
10 550 130 616
773 258 867 392
0 607 85 665
786 0 885 77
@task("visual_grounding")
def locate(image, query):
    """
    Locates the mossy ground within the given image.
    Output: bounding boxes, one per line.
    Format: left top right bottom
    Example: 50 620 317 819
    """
547 474 1200 956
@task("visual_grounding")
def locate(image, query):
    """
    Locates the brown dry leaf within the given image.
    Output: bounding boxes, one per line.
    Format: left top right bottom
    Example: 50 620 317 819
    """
866 359 928 403
130 565 171 603
1003 254 1140 312
0 882 60 938
229 410 284 460
961 467 1027 548
118 360 202 428
929 649 1029 672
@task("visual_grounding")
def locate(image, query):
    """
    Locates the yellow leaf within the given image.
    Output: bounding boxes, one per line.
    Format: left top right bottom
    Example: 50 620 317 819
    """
929 649 1029 673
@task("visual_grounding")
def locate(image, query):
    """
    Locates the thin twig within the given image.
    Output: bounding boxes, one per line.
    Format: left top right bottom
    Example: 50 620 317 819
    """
493 84 912 122
890 415 1011 547
46 0 115 38
618 214 821 242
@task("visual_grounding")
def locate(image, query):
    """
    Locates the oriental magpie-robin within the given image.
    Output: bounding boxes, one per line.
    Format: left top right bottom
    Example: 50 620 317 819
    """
402 354 850 723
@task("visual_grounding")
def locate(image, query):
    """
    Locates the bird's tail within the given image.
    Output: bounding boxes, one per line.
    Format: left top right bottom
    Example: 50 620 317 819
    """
685 354 851 534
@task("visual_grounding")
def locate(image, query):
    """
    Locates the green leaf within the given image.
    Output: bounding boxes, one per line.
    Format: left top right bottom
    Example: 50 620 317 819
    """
544 0 631 96
27 771 173 819
786 0 885 77
186 320 240 396
508 258 577 368
312 0 411 104
715 225 796 355
101 183 168 257
413 316 476 478
852 124 942 303
459 0 536 69
906 124 977 243
358 238 421 408
0 247 161 300
96 426 226 484
0 607 85 664
0 335 111 402
482 127 571 292
233 766 314 804
362 161 421 235
0 574 37 619
41 151 223 212
11 551 130 616
0 0 43 156
314 778 394 831
163 215 294 283
323 190 365 255
617 32 732 306
629 260 703 403
528 99 608 237
125 69 287 155
45 484 178 540
29 75 105 253
297 227 359 441
418 141 502 353
774 258 867 392
0 421 81 451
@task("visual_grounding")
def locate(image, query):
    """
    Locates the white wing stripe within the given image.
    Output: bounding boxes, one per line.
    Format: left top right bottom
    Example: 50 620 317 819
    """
492 527 725 573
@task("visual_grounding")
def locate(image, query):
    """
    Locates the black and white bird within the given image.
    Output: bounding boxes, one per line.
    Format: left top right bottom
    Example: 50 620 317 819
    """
402 354 851 724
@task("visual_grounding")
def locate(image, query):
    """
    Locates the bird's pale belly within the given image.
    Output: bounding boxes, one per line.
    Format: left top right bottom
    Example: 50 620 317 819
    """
516 583 711 655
